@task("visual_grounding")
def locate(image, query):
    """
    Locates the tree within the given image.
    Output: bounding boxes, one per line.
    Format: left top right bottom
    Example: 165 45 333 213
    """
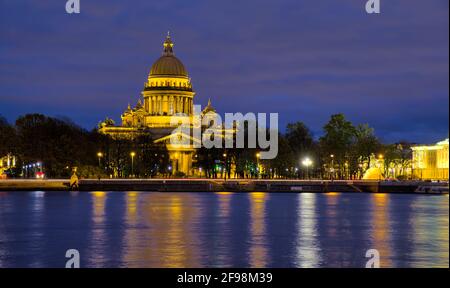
319 114 356 179
15 114 98 177
285 122 315 158
382 142 412 179
135 134 170 177
0 115 17 157
352 123 381 177
263 134 295 178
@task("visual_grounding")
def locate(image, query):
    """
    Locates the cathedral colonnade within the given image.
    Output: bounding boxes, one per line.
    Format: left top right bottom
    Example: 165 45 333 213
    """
144 95 193 115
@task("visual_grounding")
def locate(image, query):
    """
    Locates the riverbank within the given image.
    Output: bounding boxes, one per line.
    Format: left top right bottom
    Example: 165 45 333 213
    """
0 179 448 194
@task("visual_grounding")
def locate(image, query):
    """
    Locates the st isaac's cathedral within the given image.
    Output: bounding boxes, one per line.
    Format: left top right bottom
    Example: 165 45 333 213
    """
99 34 217 176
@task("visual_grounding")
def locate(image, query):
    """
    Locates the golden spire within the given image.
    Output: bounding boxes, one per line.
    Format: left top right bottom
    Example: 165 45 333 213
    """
202 98 216 114
163 32 174 56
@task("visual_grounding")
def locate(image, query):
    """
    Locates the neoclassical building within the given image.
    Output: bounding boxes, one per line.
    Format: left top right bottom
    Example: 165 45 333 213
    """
411 138 449 180
99 34 214 176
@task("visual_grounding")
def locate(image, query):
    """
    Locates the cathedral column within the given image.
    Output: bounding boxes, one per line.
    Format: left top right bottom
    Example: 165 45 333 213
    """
157 96 162 115
163 95 168 114
170 96 176 115
174 97 178 114
151 96 155 114
187 153 193 176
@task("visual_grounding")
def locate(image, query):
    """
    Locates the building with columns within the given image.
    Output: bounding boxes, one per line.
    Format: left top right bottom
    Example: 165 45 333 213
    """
99 34 214 176
411 138 449 180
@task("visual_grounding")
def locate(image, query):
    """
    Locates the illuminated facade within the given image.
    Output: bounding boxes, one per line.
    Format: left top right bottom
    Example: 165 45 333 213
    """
99 34 214 176
0 153 16 177
411 139 449 180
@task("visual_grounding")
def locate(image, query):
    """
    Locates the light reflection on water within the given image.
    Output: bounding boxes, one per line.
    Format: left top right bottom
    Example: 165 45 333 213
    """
296 193 321 267
248 192 269 268
0 191 448 268
370 193 392 267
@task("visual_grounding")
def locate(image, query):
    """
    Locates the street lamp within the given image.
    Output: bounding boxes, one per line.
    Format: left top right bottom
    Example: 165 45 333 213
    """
377 154 384 180
97 152 103 167
330 154 335 180
256 153 261 179
222 153 227 180
302 157 313 179
130 152 136 177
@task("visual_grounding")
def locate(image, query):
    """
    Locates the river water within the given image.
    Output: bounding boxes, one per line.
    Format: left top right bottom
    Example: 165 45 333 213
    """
0 191 448 268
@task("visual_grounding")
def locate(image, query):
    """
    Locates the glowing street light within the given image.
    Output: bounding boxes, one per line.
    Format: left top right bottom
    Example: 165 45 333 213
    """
302 157 313 179
130 152 136 177
330 154 335 181
377 154 384 180
97 152 103 167
222 153 228 180
254 153 261 179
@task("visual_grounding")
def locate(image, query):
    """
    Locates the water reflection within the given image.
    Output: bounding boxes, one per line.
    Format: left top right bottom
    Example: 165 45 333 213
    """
0 191 448 268
324 192 340 265
370 193 392 267
296 193 321 267
122 192 139 267
87 191 107 267
29 191 45 267
410 195 449 268
123 193 203 267
126 192 139 222
213 192 233 266
325 192 339 238
248 192 269 268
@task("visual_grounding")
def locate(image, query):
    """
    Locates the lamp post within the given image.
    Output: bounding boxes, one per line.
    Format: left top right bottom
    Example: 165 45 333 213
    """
97 152 103 167
302 157 313 180
330 154 334 180
256 153 260 179
377 154 384 181
223 153 227 180
130 152 136 177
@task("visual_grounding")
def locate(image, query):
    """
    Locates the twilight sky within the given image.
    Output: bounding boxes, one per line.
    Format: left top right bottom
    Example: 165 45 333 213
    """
0 0 448 143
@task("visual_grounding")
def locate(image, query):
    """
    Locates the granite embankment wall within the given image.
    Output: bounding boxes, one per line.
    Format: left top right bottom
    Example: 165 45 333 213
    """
0 179 448 194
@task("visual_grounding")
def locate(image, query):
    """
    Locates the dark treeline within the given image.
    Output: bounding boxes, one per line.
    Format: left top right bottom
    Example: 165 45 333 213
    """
193 113 412 180
0 114 169 178
0 113 413 179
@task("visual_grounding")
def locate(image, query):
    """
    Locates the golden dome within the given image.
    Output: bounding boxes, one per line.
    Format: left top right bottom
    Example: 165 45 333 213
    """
149 34 188 77
150 56 187 77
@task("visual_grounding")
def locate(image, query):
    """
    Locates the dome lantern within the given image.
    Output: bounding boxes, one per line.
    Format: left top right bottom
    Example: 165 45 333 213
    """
149 33 188 78
163 32 174 56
